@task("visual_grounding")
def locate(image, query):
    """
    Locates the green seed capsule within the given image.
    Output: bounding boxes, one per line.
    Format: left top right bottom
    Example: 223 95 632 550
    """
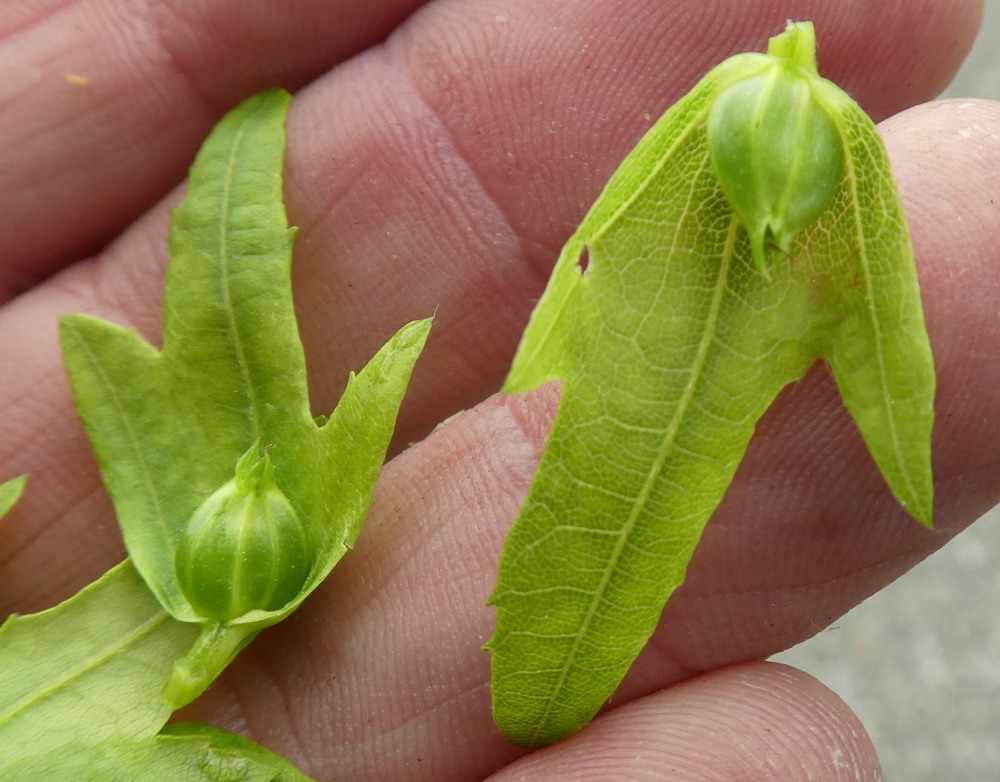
175 446 310 623
707 36 844 276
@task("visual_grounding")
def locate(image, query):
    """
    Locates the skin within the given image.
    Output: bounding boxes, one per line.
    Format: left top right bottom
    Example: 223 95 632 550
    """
0 1 996 779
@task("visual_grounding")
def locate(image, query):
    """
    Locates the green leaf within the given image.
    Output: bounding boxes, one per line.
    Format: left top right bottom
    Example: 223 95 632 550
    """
488 20 934 747
0 561 198 767
58 88 306 618
59 88 431 707
160 722 316 781
0 475 26 520
5 723 316 781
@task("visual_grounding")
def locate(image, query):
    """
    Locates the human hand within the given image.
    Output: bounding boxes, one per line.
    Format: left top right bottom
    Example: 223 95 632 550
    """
0 1 995 780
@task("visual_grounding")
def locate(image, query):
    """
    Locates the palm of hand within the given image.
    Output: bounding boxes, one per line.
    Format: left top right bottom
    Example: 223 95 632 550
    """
0 2 996 780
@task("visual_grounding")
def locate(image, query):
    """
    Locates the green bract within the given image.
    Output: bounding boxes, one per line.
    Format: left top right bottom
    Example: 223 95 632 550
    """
59 89 431 709
175 445 310 623
707 23 844 275
489 20 934 747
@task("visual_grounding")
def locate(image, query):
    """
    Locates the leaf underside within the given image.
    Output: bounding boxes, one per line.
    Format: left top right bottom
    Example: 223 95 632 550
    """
488 47 933 747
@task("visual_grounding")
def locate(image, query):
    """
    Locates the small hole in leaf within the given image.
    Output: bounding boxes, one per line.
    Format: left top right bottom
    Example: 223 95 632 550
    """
576 246 591 276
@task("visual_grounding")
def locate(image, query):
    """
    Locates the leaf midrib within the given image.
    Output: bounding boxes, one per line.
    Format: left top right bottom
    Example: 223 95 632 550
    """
214 119 263 443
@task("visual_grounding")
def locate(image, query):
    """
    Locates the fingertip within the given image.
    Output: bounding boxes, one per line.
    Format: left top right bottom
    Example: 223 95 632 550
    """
487 662 881 782
881 98 1000 520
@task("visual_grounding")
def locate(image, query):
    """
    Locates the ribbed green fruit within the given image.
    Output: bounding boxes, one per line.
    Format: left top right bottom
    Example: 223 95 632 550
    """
175 447 310 623
707 36 844 276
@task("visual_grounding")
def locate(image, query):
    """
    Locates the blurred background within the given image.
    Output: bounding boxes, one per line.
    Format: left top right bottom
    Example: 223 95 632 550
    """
772 6 1000 779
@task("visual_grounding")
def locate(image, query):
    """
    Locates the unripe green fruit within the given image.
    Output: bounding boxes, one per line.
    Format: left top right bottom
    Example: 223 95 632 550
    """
175 447 310 623
707 59 844 276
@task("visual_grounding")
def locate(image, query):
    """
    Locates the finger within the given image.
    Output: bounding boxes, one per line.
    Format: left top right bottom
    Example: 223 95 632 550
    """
485 663 880 782
0 0 431 299
179 105 1000 776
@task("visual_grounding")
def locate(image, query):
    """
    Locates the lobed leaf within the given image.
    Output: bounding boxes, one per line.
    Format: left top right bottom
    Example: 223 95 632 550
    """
60 89 431 706
489 21 934 747
59 89 313 618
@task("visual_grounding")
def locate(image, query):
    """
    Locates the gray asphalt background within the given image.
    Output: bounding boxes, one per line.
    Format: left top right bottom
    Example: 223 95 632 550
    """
771 5 1000 779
